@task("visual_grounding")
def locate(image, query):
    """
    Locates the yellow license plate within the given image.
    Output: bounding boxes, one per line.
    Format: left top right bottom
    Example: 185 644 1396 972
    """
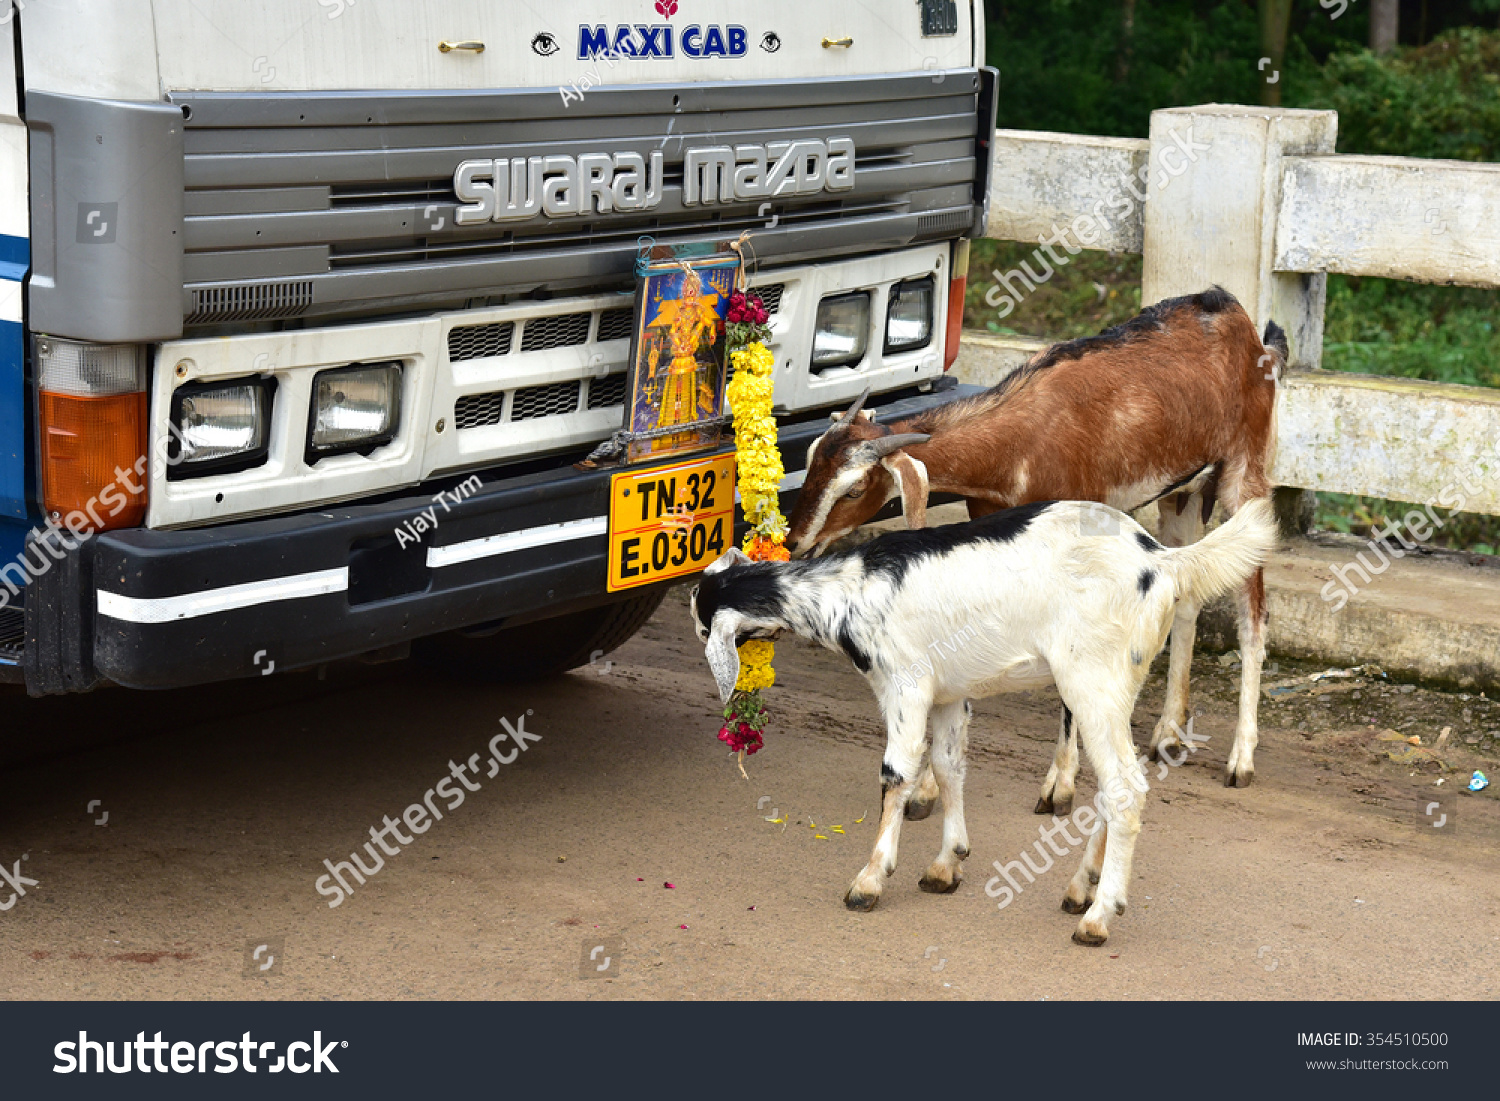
607 452 736 592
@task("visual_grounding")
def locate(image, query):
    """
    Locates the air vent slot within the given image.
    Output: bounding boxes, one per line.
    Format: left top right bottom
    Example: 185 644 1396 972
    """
511 381 581 421
454 391 506 430
587 373 629 410
0 606 23 659
917 210 971 236
520 313 590 352
187 281 313 324
597 308 634 342
753 284 785 315
448 321 515 362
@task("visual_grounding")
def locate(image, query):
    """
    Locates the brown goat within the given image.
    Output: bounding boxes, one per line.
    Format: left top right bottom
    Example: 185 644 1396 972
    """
785 287 1281 797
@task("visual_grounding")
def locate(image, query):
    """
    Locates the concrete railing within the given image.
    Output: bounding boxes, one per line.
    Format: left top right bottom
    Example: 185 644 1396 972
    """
975 104 1500 519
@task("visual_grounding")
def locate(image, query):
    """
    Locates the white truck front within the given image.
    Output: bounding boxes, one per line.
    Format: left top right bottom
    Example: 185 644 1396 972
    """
3 0 995 693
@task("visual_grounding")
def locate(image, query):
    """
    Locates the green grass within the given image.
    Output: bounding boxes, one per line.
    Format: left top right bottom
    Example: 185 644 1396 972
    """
1321 276 1500 388
964 239 1143 339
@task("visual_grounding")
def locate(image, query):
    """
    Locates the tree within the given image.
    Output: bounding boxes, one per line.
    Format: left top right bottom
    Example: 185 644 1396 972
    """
1371 0 1400 52
1260 0 1294 105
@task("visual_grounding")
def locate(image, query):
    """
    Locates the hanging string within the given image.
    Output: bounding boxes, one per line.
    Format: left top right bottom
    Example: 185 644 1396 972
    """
634 235 658 277
728 231 758 293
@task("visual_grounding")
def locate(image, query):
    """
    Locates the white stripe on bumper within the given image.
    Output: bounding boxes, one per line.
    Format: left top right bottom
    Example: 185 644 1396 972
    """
97 567 349 625
425 515 607 569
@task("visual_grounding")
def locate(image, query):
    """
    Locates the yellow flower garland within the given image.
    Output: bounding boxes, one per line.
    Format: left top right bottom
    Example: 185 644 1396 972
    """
725 339 787 696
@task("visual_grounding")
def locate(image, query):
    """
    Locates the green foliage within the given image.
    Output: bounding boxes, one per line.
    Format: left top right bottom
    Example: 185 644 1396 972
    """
1321 276 1500 388
1290 28 1500 159
1313 491 1500 555
964 240 1142 337
985 0 1261 139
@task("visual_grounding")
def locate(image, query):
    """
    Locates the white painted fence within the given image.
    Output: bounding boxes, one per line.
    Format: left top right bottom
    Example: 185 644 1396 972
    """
975 104 1500 518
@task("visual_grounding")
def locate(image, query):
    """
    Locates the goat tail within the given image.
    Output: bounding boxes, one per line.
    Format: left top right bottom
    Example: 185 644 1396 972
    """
1162 497 1277 607
1262 320 1289 370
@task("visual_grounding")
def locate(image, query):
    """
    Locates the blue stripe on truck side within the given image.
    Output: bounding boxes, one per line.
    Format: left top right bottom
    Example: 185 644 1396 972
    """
0 233 30 569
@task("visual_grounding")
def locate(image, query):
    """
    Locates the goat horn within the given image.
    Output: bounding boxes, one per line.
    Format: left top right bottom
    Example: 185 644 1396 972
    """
866 432 930 458
839 387 872 423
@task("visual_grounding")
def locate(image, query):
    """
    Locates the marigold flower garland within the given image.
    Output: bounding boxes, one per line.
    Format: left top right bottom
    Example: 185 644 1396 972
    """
716 288 787 774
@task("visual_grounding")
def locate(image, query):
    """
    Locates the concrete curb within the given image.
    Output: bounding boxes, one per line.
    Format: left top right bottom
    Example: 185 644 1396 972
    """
1198 534 1500 691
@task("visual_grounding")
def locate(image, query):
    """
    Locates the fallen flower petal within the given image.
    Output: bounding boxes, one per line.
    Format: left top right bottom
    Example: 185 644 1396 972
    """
664 882 675 889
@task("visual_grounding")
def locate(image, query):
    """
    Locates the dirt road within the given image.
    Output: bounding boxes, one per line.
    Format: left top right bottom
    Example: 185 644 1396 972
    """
0 584 1496 1001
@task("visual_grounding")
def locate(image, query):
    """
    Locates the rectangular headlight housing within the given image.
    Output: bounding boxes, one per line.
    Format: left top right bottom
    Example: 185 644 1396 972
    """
811 292 871 370
307 362 402 462
885 277 935 354
168 377 275 480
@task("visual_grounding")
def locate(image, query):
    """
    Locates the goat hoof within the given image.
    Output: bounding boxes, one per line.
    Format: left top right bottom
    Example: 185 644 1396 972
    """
918 871 962 895
844 890 880 913
904 797 936 821
1071 926 1109 947
1224 767 1255 788
1033 794 1054 815
1060 894 1089 915
1051 794 1073 816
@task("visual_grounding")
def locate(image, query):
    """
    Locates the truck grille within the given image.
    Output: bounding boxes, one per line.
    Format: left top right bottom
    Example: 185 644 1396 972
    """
519 313 591 353
448 320 515 362
586 373 629 410
510 381 581 421
175 74 982 324
0 606 23 658
187 280 313 324
597 308 634 342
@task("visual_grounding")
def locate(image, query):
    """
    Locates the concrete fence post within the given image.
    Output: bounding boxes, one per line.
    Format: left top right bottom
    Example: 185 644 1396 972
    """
1141 104 1337 370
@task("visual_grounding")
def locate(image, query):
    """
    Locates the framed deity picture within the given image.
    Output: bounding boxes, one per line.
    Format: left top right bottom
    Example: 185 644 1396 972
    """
622 248 738 464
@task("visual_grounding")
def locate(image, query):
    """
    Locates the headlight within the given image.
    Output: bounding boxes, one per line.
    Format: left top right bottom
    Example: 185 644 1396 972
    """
811 292 870 370
307 363 402 461
885 277 934 354
168 377 274 479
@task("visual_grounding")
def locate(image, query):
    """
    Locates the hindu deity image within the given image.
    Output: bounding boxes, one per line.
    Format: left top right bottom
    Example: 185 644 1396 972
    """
626 257 735 460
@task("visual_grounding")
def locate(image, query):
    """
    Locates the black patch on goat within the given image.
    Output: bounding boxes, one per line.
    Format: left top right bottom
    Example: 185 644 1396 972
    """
1135 531 1162 553
1138 568 1157 596
1025 286 1241 373
693 564 785 634
1262 319 1289 361
880 762 903 790
854 500 1054 585
837 618 871 674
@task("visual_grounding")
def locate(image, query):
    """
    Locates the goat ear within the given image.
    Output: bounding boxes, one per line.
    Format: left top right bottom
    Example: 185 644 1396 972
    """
881 453 930 530
704 547 752 576
704 614 742 704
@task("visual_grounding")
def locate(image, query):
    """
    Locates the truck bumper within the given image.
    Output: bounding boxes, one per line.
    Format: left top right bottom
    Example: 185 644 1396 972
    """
22 383 975 694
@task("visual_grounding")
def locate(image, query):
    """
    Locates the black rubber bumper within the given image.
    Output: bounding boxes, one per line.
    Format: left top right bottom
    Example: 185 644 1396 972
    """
22 383 975 694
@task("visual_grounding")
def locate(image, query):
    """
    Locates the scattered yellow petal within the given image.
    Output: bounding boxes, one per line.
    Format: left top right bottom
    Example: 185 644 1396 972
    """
814 834 829 840
855 811 867 824
831 826 845 834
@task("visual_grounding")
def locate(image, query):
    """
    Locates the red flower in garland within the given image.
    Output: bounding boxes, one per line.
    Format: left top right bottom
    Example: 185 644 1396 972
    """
726 291 769 327
717 721 764 756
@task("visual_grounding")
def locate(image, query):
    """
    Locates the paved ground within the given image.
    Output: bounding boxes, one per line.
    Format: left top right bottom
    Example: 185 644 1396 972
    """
0 583 1496 1001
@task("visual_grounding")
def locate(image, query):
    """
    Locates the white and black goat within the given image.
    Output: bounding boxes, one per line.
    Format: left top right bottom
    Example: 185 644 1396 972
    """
691 497 1276 945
